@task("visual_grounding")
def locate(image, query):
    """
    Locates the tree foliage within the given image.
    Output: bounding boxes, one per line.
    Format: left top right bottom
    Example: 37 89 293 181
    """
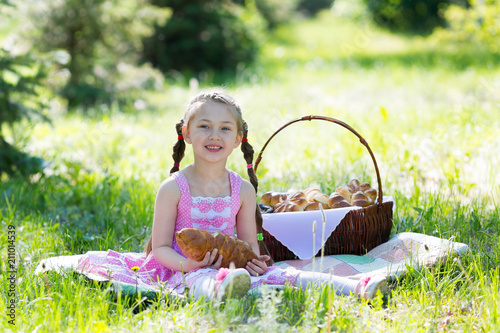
434 0 500 53
28 0 169 109
0 49 48 177
364 0 469 34
297 0 335 17
254 0 300 29
142 0 263 77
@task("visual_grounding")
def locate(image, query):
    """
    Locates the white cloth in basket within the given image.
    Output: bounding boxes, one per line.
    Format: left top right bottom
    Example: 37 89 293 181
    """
262 196 395 260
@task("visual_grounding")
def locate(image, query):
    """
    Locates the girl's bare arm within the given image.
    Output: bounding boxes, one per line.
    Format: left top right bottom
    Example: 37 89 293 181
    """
236 180 270 275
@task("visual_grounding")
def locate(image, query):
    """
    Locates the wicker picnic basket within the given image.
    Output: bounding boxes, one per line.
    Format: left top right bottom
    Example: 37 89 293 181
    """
254 115 393 262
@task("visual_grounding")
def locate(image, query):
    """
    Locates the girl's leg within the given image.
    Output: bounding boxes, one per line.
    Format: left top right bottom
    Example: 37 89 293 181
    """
188 272 217 300
188 268 251 301
294 271 387 300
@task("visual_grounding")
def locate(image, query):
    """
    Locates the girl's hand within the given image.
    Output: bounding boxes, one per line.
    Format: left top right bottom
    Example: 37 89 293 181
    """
245 255 270 277
184 249 223 272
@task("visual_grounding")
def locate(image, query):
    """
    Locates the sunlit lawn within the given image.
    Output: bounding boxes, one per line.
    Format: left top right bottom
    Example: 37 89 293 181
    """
1 10 499 332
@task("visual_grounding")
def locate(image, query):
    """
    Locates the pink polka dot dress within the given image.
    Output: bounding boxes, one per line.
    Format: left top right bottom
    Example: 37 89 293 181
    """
77 170 298 295
171 170 241 254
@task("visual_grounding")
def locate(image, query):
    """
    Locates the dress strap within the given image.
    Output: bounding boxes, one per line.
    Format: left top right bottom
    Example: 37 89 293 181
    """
172 171 191 204
229 170 242 208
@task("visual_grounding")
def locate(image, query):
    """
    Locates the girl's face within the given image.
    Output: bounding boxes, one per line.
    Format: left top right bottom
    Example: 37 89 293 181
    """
183 101 242 165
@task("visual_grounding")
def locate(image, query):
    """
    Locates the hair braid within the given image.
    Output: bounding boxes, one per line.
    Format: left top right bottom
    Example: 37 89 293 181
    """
241 122 258 190
240 121 274 265
170 119 185 175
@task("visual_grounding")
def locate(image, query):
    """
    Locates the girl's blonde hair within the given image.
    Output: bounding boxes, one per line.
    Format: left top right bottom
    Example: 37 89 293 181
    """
183 91 244 133
145 91 272 264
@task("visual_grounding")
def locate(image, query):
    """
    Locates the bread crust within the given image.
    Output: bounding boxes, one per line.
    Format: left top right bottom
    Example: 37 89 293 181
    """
175 228 258 268
261 178 379 213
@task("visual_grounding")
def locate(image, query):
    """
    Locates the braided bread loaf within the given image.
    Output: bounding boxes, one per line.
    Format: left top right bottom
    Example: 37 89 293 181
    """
175 228 258 268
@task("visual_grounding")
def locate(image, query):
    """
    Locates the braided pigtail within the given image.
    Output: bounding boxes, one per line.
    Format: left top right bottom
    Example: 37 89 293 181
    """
170 119 186 175
241 122 258 190
241 121 274 265
145 119 186 255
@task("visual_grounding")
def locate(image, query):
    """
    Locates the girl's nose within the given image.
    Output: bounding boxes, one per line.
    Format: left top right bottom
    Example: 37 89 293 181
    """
209 130 221 141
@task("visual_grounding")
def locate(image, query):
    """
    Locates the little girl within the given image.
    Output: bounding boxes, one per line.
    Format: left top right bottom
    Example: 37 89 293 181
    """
77 91 387 301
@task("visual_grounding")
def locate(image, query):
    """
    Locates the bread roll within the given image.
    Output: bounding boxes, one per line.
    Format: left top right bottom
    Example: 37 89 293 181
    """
351 191 367 201
273 203 286 213
335 185 352 202
286 202 304 212
328 193 345 205
274 191 308 212
303 187 322 202
359 182 372 192
289 191 308 206
352 199 370 207
261 192 288 207
364 188 377 203
304 202 324 211
272 193 288 207
352 191 370 207
312 193 330 207
260 192 272 206
348 179 361 192
275 202 302 212
175 228 258 268
332 199 352 208
329 193 352 209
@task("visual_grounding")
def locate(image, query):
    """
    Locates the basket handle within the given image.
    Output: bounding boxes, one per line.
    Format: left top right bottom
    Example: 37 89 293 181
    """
254 115 384 206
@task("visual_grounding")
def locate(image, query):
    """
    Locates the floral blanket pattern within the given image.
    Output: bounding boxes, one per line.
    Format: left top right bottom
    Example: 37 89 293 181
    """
35 232 468 297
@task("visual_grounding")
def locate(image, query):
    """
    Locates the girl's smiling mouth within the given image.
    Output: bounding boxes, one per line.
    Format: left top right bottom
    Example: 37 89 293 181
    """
206 145 222 151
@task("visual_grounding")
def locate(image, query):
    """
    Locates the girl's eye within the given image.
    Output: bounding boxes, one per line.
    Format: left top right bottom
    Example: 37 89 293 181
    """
222 127 231 131
199 125 209 129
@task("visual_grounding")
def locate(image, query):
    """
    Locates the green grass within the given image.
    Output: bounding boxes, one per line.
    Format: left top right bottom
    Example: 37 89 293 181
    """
1 10 500 332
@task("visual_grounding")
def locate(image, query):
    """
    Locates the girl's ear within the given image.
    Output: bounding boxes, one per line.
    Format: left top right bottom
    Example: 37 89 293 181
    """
234 132 243 148
182 125 192 144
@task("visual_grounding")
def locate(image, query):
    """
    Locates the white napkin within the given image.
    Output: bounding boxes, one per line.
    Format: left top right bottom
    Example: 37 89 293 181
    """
262 196 395 260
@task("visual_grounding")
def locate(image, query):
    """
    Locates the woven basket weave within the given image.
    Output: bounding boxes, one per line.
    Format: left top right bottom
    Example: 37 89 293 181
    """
254 115 393 261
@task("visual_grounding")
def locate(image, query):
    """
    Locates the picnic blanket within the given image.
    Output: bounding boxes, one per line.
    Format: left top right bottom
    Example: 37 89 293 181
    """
275 232 468 278
34 232 469 298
